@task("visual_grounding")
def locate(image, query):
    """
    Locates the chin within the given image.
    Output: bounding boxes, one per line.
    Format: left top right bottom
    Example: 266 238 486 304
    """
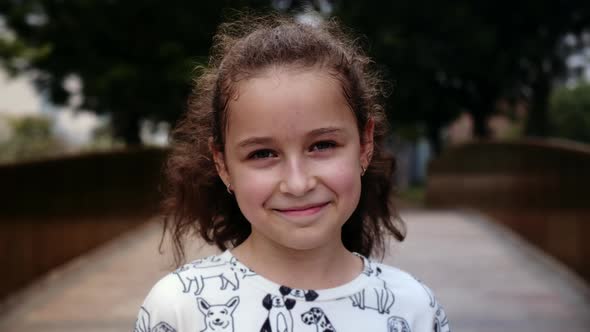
278 229 341 252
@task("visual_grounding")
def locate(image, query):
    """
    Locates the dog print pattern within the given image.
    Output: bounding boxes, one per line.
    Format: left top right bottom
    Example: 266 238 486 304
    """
174 256 256 295
387 316 411 332
197 296 240 332
279 286 319 302
433 303 450 332
260 294 296 332
354 253 374 277
349 267 395 314
301 307 337 332
413 277 436 308
134 307 176 332
138 252 450 332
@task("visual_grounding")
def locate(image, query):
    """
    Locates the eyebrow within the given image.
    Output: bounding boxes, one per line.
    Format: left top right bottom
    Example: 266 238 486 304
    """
308 127 345 136
236 127 345 149
237 136 274 149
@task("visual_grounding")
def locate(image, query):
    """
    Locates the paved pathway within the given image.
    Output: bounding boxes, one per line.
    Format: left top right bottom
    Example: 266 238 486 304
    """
0 210 588 332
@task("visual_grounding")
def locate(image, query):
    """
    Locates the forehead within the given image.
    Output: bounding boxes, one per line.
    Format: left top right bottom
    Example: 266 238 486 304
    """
225 68 357 140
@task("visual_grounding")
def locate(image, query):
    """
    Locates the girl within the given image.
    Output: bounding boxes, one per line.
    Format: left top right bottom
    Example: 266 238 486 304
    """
135 13 450 332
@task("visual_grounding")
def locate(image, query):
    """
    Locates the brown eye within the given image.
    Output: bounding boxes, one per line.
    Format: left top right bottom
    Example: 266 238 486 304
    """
310 141 336 151
248 149 276 159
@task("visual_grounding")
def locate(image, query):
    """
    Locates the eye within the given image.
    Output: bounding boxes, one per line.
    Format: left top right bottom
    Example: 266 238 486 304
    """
310 140 336 152
248 149 276 160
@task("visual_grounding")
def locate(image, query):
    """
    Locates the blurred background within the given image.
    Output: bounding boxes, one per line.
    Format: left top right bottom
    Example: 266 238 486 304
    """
0 0 589 331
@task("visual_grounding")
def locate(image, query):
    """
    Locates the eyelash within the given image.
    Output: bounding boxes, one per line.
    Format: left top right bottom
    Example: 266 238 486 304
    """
310 140 337 151
248 149 276 160
247 141 337 160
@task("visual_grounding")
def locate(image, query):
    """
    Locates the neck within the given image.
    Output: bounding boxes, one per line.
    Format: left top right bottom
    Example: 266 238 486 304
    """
231 233 362 290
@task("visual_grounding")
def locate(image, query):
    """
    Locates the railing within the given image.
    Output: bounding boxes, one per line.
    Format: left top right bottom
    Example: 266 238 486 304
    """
426 139 590 282
0 148 168 302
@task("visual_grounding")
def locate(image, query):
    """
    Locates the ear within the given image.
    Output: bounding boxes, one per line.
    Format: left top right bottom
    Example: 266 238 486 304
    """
279 286 291 296
197 297 210 314
262 294 272 310
285 298 296 310
209 137 230 187
360 117 375 170
226 296 240 313
305 290 319 301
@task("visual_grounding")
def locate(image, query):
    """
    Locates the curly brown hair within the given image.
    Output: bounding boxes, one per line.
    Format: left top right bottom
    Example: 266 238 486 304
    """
161 12 405 266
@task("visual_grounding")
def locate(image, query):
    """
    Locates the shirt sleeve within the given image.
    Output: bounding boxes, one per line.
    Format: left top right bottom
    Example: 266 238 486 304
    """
431 300 451 332
132 275 182 332
417 283 451 332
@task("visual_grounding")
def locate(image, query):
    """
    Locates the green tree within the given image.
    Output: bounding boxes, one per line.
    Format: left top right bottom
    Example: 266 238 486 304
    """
2 1 589 151
0 0 270 145
0 115 66 162
549 82 590 143
333 0 590 152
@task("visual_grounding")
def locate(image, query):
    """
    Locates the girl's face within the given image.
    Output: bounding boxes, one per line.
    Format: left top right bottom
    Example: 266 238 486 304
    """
213 68 373 253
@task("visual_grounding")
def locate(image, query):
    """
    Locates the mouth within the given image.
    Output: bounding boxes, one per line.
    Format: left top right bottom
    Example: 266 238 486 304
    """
273 202 329 217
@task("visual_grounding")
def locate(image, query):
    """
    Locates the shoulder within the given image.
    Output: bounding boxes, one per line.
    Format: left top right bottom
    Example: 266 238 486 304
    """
368 261 426 296
134 253 232 332
368 261 451 331
134 272 187 332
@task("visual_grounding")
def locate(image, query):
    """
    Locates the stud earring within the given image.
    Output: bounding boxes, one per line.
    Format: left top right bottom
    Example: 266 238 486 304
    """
361 166 366 176
226 183 233 195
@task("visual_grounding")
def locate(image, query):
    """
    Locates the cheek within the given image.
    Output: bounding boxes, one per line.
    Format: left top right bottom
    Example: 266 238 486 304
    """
232 169 275 212
317 158 362 202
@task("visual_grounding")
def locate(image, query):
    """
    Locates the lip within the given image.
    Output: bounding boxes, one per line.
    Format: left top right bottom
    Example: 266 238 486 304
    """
273 202 330 217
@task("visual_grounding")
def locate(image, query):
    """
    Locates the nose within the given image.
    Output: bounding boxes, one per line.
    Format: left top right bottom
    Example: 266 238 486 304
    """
279 158 316 196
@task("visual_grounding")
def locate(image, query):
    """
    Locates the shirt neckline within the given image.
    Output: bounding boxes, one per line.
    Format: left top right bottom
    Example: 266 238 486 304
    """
219 250 374 301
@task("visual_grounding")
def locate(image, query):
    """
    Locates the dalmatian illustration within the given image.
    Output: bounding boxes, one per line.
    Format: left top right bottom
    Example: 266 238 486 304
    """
279 286 319 301
260 294 296 332
134 307 177 332
387 316 411 332
196 296 240 332
174 256 255 295
229 256 257 278
301 307 336 332
433 304 450 332
349 266 395 314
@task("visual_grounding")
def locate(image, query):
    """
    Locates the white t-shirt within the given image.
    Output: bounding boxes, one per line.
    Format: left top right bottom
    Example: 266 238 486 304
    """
134 251 450 332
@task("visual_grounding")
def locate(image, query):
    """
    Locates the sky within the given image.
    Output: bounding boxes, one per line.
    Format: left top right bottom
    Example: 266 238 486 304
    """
0 67 169 148
0 68 103 147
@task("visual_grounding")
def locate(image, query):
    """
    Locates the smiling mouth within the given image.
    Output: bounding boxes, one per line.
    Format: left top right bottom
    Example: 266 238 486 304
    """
273 202 329 217
211 321 229 327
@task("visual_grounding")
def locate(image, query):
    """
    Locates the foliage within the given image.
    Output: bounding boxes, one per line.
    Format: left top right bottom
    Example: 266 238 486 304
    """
80 119 125 152
0 115 66 163
397 185 425 207
549 82 590 143
0 0 270 144
333 0 590 152
0 0 589 151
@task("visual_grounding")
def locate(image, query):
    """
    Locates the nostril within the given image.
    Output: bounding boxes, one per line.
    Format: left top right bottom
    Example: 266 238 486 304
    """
279 165 316 197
